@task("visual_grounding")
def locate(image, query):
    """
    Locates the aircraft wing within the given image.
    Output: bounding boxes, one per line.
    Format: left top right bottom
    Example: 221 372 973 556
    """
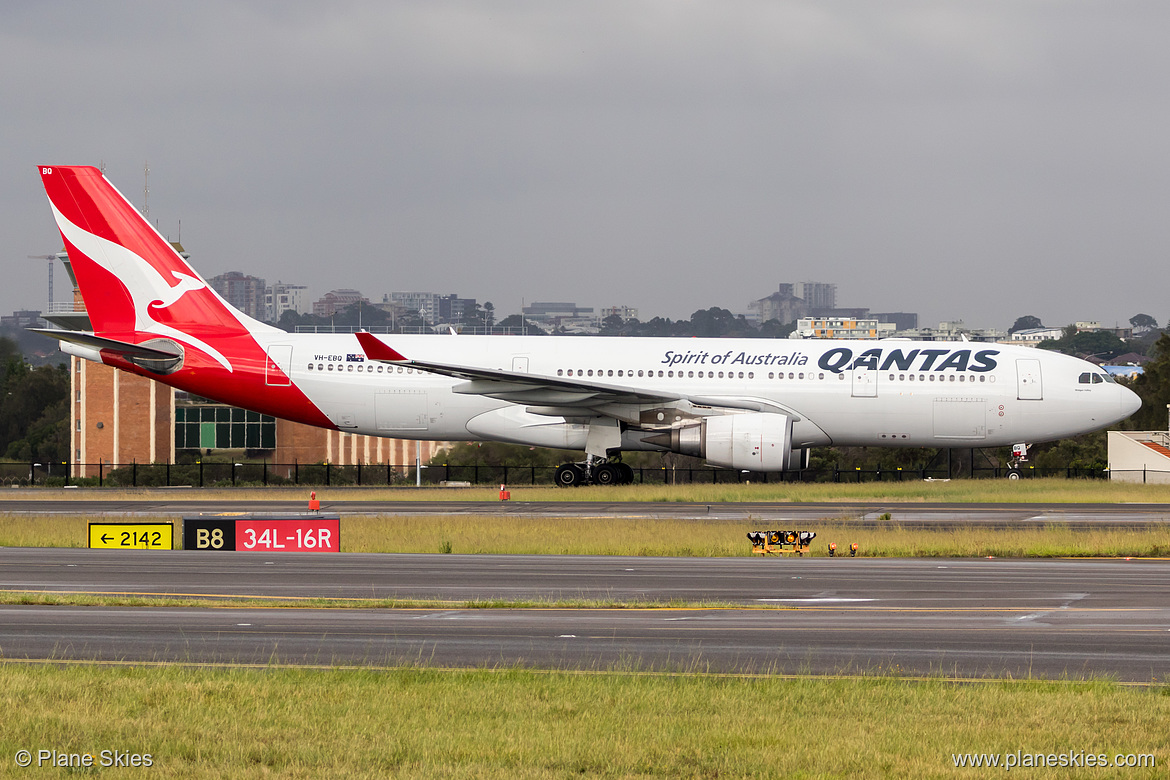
354 332 795 417
355 331 681 407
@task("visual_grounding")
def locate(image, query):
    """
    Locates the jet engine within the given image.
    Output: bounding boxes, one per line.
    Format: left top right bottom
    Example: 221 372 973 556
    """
647 413 806 471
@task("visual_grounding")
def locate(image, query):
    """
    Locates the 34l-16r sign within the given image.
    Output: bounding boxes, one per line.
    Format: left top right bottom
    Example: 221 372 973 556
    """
182 514 341 552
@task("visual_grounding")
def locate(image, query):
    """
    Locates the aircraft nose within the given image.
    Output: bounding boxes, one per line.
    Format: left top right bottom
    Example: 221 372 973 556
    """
1120 384 1142 419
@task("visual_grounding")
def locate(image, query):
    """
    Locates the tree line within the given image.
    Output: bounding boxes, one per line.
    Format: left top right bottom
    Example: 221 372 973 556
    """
1011 313 1162 361
0 337 68 463
277 302 796 339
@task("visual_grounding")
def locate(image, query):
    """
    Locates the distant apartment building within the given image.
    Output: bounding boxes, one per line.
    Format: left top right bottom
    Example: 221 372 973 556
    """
522 302 596 331
265 282 310 322
313 289 368 317
384 292 477 326
897 321 1006 343
750 286 806 324
791 282 836 311
790 316 894 339
1076 321 1133 339
871 312 918 331
1004 326 1066 344
749 281 838 324
1 310 46 328
208 271 267 320
600 305 639 322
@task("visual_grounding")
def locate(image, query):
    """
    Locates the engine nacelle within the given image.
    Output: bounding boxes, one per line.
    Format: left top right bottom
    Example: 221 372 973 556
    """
651 413 803 471
704 413 795 471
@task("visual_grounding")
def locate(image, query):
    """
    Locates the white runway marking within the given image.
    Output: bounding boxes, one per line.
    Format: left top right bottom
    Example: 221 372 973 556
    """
758 603 879 608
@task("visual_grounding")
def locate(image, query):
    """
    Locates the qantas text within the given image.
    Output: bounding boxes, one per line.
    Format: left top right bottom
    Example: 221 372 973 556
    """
818 347 999 374
659 347 999 373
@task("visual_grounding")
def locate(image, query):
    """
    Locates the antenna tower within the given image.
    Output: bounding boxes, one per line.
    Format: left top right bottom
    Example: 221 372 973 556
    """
27 255 58 305
142 161 150 220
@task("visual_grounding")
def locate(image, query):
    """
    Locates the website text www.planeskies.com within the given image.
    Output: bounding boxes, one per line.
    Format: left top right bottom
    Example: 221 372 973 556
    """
951 750 1154 770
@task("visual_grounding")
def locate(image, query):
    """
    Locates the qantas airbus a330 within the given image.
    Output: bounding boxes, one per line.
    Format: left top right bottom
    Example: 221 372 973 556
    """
33 165 1140 484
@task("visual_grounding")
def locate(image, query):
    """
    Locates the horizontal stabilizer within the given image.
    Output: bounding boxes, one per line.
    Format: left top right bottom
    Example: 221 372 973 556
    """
30 328 186 374
29 329 183 359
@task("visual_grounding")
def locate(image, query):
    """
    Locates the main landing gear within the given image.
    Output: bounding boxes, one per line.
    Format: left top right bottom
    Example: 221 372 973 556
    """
554 457 635 487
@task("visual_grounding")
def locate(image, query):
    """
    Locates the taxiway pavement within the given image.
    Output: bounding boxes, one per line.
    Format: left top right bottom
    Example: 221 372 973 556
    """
2 549 1168 680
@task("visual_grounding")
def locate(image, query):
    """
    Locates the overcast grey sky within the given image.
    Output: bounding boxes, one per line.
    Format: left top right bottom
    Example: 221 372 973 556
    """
4 1 1169 330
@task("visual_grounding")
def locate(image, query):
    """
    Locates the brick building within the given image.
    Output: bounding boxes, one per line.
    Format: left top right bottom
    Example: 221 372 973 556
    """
313 289 368 317
48 247 449 476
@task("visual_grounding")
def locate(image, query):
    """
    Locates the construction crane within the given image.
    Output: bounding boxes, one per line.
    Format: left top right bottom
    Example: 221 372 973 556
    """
27 254 57 306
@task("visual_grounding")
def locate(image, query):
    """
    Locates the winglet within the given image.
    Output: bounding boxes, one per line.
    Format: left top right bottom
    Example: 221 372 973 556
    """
355 331 408 362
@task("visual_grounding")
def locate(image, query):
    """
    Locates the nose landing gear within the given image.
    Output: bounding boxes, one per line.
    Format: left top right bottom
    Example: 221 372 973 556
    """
1006 442 1029 479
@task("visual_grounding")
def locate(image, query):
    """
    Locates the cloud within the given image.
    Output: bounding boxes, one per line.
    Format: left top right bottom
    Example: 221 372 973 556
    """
4 1 1170 329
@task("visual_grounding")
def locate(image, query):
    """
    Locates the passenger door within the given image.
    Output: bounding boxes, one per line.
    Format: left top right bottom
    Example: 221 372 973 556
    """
265 345 293 386
851 366 877 398
1016 359 1043 400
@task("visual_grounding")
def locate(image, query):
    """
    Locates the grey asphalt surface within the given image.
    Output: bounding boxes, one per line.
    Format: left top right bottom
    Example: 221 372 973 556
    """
2 549 1169 680
4 498 1170 528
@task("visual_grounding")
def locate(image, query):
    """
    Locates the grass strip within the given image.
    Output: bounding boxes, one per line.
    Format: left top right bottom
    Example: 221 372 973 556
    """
8 476 1170 504
0 662 1166 778
7 512 1170 558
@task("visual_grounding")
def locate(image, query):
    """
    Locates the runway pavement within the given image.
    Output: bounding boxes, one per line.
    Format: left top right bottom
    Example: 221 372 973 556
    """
2 548 1168 680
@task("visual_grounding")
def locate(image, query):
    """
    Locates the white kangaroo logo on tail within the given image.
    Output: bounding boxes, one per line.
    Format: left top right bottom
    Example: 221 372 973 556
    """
150 271 206 311
49 202 234 372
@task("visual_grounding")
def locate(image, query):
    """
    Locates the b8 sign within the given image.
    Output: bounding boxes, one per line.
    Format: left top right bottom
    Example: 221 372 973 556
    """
183 515 340 552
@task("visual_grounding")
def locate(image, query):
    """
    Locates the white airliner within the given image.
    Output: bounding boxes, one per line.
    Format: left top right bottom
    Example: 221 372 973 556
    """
34 165 1141 485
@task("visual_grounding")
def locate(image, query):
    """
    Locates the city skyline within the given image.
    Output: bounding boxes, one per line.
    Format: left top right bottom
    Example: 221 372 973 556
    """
29 252 1153 335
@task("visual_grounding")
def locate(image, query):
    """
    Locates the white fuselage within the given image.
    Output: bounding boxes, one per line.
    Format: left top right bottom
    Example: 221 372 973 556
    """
251 333 1140 452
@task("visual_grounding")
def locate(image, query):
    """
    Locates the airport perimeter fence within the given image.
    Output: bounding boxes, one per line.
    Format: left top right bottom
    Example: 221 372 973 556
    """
0 461 1122 488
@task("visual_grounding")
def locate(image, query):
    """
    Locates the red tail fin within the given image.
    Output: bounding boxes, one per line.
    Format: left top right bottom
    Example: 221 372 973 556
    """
39 165 273 371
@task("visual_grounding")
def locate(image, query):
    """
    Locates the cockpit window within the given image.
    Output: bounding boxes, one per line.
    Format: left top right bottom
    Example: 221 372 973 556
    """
1101 372 1116 383
1078 372 1092 384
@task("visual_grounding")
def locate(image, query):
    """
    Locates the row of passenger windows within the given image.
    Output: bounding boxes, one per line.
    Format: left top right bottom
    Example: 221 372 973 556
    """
554 367 995 383
307 363 419 374
557 368 768 379
306 362 995 384
887 373 994 383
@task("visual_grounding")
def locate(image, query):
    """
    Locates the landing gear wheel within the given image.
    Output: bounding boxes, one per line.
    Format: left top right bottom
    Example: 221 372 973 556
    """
618 463 635 484
594 463 621 486
1006 469 1021 480
555 464 586 487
